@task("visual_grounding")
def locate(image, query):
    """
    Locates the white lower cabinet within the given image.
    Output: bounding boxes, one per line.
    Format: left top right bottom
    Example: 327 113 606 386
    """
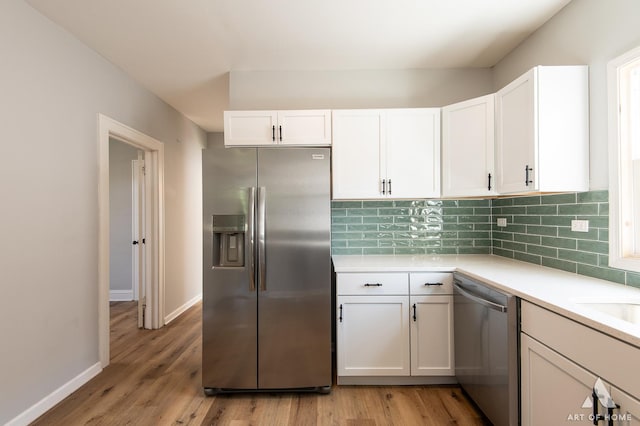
337 295 410 377
410 295 454 376
336 272 454 384
521 301 640 425
521 333 597 425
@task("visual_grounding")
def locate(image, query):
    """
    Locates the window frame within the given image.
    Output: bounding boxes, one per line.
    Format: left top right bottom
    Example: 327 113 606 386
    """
608 46 640 273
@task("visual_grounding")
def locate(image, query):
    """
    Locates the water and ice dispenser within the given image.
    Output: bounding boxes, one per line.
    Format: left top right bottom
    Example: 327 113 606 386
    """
211 215 245 267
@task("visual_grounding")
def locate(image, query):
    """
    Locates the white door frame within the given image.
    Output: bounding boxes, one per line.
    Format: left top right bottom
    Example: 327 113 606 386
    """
98 113 165 368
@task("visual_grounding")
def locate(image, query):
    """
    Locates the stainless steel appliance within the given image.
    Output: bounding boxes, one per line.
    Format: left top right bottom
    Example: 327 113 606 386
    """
202 138 332 394
453 272 519 426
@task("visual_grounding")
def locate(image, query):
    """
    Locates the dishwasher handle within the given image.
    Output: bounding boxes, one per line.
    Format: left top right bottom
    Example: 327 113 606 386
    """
454 282 508 313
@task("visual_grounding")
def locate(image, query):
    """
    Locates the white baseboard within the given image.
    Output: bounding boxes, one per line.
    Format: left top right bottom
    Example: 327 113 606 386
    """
6 362 102 426
164 293 202 325
109 289 134 301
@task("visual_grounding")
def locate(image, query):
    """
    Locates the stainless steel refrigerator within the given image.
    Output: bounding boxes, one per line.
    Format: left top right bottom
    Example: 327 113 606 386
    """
202 138 332 394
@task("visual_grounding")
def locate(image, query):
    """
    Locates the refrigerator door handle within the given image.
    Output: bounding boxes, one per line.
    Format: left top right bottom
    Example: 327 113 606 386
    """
257 187 267 291
248 187 257 292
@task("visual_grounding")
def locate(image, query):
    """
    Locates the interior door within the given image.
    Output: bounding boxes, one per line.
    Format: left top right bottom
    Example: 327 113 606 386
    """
131 155 145 328
257 148 331 389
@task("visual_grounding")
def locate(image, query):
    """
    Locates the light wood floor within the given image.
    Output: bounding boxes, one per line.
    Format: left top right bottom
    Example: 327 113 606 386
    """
33 301 490 425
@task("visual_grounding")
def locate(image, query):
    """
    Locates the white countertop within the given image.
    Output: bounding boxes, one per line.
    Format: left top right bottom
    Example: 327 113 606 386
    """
332 254 640 348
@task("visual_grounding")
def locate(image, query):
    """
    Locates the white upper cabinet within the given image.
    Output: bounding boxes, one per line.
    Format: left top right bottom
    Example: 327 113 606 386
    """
442 94 496 197
331 110 384 199
386 109 440 199
224 110 331 146
495 66 589 194
332 108 440 199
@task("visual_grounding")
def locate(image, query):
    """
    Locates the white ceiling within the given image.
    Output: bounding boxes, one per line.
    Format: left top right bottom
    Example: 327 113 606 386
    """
26 0 571 131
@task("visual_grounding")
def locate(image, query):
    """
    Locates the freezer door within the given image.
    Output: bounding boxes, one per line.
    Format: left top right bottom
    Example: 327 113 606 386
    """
202 141 258 390
257 148 332 389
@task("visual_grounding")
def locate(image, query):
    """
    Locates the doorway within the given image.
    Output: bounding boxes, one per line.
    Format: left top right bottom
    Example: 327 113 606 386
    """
98 114 165 368
108 139 143 305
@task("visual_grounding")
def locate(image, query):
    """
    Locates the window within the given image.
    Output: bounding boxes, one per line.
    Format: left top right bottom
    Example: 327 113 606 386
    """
608 46 640 272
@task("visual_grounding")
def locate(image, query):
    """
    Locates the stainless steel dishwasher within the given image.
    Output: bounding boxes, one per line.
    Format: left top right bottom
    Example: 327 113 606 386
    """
453 272 519 426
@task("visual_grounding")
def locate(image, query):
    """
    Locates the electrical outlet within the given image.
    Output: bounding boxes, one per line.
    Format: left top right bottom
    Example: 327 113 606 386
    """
571 219 589 232
497 218 507 227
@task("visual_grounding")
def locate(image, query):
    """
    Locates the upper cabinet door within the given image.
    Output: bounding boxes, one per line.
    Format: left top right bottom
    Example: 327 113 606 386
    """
332 108 441 200
224 111 279 146
442 95 496 197
224 110 331 146
277 110 331 146
386 109 441 198
495 66 589 194
496 69 537 194
332 110 385 199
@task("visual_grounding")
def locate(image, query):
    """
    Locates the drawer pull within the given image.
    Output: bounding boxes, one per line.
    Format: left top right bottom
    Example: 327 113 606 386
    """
364 283 383 287
424 282 444 286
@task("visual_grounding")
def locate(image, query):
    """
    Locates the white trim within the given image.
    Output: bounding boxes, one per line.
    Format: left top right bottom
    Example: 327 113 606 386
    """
110 289 134 301
6 363 102 426
164 294 202 325
98 113 166 368
608 46 640 273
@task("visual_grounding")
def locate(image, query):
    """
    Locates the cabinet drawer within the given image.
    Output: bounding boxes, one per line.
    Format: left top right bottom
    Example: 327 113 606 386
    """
410 272 453 295
521 301 640 399
337 273 408 295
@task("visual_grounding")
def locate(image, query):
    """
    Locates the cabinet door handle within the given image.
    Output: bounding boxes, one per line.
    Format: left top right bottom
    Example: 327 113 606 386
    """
381 179 386 195
388 179 392 195
339 304 343 322
272 125 275 142
364 283 383 287
279 125 283 142
412 303 417 322
488 173 492 191
591 389 604 425
590 387 620 426
525 165 533 186
424 282 443 286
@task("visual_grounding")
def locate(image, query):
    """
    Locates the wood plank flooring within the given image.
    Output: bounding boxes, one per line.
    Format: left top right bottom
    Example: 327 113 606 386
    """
32 301 490 426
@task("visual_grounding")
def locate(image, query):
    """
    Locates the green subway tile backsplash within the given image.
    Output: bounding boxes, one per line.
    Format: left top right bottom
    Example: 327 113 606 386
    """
491 190 639 287
331 198 491 256
331 190 638 288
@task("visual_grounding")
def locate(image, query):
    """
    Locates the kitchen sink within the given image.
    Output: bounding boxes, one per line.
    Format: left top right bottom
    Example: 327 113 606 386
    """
573 300 640 326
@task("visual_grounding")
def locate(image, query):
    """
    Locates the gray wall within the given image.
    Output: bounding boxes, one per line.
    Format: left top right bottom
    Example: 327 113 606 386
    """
230 69 494 110
492 0 640 190
0 0 205 423
109 139 139 295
